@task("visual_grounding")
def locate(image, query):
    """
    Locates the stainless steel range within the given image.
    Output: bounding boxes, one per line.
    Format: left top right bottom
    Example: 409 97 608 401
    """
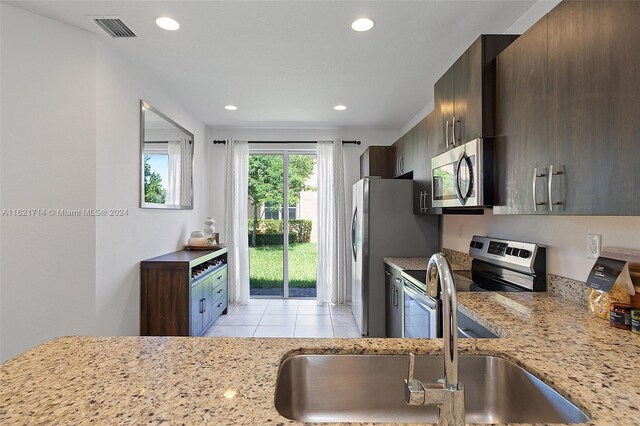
467 235 547 292
400 235 546 339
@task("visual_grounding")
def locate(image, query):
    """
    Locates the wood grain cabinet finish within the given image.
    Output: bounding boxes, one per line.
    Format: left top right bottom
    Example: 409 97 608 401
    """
547 0 640 215
394 132 412 177
141 248 228 336
494 17 549 215
435 35 519 150
495 0 640 215
360 146 395 179
414 113 443 215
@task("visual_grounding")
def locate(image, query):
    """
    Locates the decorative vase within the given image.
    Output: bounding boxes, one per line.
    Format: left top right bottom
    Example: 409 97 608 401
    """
188 231 207 246
204 217 216 238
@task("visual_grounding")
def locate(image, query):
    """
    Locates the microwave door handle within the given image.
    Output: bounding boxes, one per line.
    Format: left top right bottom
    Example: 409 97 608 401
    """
454 152 467 205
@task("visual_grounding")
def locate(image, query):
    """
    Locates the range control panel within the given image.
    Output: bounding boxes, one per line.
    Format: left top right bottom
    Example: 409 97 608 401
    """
468 235 543 273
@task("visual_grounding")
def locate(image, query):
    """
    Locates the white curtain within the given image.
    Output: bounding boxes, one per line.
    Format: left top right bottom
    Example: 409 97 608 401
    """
316 139 348 305
225 140 250 305
179 138 192 206
166 140 182 205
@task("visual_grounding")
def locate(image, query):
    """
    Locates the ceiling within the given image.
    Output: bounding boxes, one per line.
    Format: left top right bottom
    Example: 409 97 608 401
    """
8 1 536 129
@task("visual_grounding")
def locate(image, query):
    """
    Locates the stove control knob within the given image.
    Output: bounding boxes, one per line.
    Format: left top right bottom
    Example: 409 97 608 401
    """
506 247 514 256
511 248 520 257
518 249 531 259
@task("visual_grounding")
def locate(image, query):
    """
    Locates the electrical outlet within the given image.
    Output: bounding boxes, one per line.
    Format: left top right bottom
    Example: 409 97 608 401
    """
587 234 601 259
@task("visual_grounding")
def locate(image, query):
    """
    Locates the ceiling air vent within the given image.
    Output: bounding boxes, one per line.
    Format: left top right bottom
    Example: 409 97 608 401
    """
93 17 136 38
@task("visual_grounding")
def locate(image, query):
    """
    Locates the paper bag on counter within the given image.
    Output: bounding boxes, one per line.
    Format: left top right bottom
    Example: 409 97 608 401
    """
586 257 633 320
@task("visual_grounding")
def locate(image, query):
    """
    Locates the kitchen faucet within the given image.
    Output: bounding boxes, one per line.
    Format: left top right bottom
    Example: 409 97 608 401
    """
404 253 465 426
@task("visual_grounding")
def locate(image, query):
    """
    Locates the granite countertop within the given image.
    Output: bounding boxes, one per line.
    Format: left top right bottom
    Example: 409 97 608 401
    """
1 299 639 424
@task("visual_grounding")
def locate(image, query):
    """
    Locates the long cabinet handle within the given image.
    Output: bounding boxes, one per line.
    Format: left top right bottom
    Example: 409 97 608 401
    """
451 116 457 146
532 167 547 211
202 298 206 313
394 278 402 283
385 271 392 276
394 287 399 308
445 119 450 148
548 164 563 212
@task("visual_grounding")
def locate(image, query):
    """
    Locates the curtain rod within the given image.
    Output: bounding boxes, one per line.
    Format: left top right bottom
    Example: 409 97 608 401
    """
145 140 193 144
212 140 361 145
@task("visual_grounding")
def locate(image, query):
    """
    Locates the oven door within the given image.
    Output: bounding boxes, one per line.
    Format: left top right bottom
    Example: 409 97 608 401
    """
403 280 441 338
431 138 484 208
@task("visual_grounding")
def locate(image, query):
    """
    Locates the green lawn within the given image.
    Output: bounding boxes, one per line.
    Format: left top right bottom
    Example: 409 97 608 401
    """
249 243 317 289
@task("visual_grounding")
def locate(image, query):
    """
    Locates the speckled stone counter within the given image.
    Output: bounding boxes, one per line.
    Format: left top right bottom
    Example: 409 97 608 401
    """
2 291 639 425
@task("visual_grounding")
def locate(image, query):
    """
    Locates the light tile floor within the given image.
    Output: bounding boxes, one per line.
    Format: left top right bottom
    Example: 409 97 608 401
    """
205 298 362 338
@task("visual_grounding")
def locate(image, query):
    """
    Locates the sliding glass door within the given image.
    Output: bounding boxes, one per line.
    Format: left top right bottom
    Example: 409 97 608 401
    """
248 151 317 298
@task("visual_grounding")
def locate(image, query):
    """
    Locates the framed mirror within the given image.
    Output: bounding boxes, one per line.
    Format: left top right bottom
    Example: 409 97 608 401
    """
140 100 194 209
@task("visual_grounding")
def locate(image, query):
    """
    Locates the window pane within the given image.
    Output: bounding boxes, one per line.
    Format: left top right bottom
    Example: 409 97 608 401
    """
248 154 284 297
288 154 317 298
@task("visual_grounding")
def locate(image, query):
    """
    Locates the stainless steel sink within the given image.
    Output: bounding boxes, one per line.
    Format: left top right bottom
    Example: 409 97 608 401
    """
274 354 590 424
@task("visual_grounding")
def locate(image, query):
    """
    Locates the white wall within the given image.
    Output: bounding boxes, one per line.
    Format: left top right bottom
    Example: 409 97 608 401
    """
208 128 401 241
1 4 97 360
444 213 640 283
0 4 208 360
95 43 208 336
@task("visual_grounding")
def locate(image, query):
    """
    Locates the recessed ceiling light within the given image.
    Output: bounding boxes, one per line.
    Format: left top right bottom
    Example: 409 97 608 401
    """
156 17 179 31
351 18 375 32
334 105 347 111
225 105 238 111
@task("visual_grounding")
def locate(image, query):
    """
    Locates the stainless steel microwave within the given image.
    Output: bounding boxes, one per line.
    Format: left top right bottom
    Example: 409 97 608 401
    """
431 138 492 208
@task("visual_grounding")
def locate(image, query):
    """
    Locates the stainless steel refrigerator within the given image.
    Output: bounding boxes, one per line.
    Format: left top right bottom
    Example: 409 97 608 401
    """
351 177 439 337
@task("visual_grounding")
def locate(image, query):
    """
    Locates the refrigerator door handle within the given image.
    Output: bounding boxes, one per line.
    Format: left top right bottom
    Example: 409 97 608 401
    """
351 207 358 260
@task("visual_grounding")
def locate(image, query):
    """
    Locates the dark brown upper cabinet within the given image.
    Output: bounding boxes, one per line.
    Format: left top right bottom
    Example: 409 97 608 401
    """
493 17 549 215
415 113 443 215
434 35 518 151
360 146 395 179
546 0 640 215
394 130 416 178
494 0 640 215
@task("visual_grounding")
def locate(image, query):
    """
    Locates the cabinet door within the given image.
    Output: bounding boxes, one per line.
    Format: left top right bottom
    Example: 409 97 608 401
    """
404 125 417 175
392 281 404 338
413 116 440 215
453 38 483 144
434 70 455 151
202 275 214 330
384 268 394 337
393 135 406 176
547 0 640 215
360 146 394 179
190 281 203 336
493 17 549 215
413 117 427 214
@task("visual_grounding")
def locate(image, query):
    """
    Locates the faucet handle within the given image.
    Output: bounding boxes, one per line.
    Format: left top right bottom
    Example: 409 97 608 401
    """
407 352 416 380
404 353 426 405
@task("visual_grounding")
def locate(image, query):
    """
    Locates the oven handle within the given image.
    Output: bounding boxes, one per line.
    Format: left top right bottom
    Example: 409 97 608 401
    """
402 280 439 312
